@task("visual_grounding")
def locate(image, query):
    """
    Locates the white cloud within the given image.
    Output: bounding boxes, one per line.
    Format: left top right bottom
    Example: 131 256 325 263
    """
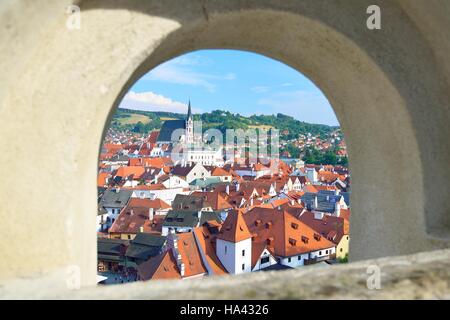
280 82 294 87
257 90 339 126
119 91 200 114
251 86 270 93
144 63 236 93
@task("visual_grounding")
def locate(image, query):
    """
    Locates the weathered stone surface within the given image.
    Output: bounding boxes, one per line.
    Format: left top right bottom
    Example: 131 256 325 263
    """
0 0 449 289
1 249 450 299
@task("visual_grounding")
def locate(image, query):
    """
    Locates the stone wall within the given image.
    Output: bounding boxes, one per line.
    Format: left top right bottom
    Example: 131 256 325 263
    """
1 249 450 299
0 0 449 295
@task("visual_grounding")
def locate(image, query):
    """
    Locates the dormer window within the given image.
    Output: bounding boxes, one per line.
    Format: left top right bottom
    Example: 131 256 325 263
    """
291 223 298 230
301 236 309 244
313 233 321 241
288 238 297 246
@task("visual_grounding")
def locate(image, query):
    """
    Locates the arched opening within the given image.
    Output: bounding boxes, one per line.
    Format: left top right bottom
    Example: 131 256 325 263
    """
1 1 449 290
98 49 351 283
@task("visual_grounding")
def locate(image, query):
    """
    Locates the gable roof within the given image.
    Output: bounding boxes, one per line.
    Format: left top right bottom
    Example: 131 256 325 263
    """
157 119 185 142
211 167 231 176
127 197 171 210
243 207 336 257
295 210 349 244
175 232 207 277
137 250 181 280
99 188 132 208
162 210 222 228
217 210 252 243
172 194 212 211
125 233 166 260
191 191 233 211
115 166 146 179
192 226 227 275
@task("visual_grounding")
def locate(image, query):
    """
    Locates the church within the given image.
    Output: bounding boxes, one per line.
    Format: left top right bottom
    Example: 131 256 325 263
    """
156 100 194 144
155 101 224 166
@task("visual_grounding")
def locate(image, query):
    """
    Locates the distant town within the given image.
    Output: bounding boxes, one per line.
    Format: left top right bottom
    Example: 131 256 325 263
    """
97 103 350 284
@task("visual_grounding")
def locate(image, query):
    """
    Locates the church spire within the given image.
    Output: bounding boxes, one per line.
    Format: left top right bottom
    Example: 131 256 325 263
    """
187 100 192 120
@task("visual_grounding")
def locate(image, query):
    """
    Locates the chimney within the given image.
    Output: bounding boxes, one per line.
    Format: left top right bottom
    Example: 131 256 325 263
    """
314 196 318 209
335 202 341 216
225 184 230 195
236 183 240 192
149 208 154 221
314 211 324 220
130 209 134 216
139 226 144 233
179 263 185 277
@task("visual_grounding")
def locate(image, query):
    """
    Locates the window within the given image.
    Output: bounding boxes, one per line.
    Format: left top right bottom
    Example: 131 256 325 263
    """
127 235 131 240
242 249 245 257
225 245 227 254
298 256 301 261
340 248 343 252
242 264 245 270
261 256 270 264
288 257 291 263
319 251 322 255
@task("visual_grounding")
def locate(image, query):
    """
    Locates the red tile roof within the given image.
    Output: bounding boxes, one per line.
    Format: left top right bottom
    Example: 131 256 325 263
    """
217 210 252 243
176 232 208 277
137 250 181 280
243 207 336 257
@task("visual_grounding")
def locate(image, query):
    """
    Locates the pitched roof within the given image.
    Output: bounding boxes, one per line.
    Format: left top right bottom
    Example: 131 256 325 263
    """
295 210 349 244
303 185 318 193
172 194 212 211
97 172 110 187
211 167 231 176
157 119 185 142
99 188 132 208
191 191 233 211
127 197 171 210
243 207 336 257
137 250 181 280
217 210 252 243
175 232 207 277
109 197 170 234
162 210 222 228
115 166 146 179
171 164 196 177
125 233 166 260
192 226 227 275
301 192 341 213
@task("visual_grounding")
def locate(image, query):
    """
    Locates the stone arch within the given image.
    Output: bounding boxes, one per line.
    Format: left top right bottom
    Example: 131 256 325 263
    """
0 1 449 288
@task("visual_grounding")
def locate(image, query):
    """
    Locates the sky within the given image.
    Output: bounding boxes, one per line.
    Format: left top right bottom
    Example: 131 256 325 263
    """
118 50 339 126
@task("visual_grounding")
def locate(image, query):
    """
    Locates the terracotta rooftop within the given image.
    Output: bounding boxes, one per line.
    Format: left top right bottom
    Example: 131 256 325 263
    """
217 209 252 243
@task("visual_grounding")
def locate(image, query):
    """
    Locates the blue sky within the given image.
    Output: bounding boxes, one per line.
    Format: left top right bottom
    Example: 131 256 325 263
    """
118 50 339 126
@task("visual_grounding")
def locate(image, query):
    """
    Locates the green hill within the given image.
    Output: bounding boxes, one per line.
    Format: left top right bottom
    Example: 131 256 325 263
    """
111 108 338 140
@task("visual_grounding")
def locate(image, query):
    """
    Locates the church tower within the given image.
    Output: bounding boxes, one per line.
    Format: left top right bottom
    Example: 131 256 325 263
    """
185 100 194 144
216 209 252 274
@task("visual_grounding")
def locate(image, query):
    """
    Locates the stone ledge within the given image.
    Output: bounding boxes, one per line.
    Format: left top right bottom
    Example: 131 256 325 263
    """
1 249 450 299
